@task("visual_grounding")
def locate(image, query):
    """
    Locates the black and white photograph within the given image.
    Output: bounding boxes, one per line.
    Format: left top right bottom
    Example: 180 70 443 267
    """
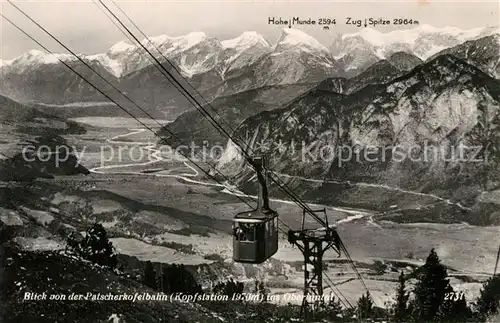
0 0 499 322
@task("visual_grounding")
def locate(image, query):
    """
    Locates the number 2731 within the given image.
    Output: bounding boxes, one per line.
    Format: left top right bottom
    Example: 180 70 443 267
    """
444 292 465 301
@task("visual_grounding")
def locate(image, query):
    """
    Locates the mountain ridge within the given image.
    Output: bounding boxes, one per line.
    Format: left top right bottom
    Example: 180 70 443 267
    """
2 25 495 78
428 33 500 79
1 26 497 116
216 54 500 224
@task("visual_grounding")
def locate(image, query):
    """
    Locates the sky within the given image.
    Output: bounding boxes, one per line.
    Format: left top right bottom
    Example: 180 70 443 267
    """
0 0 499 60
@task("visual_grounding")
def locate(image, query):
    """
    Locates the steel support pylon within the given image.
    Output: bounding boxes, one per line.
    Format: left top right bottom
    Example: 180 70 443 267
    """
287 208 341 320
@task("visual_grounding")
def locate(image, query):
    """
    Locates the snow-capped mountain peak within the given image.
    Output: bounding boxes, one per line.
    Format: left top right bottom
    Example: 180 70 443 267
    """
2 25 497 83
221 31 270 50
335 25 496 60
86 31 214 77
108 41 136 55
89 41 137 77
342 24 491 46
108 32 209 55
0 50 76 74
14 49 72 65
276 28 330 54
417 24 488 40
221 32 271 75
142 34 170 47
168 32 208 51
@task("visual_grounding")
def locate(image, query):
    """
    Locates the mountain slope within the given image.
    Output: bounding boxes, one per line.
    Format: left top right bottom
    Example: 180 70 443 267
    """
0 50 117 105
330 25 497 60
0 29 336 116
221 31 271 74
429 34 500 79
1 26 495 117
345 60 405 94
0 242 226 323
0 94 86 135
334 48 381 78
263 28 338 84
159 83 317 148
87 32 224 78
217 55 500 223
386 52 423 71
321 52 424 95
214 28 339 98
330 25 497 75
0 95 89 181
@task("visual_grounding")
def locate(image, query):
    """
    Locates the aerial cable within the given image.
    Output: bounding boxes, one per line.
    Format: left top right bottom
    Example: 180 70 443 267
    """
94 0 237 150
60 0 371 298
4 0 254 205
323 277 353 311
0 10 255 212
104 0 256 152
107 0 317 158
91 0 208 114
89 0 137 56
7 0 373 303
6 1 260 213
324 272 355 310
267 172 328 227
268 172 373 298
94 0 332 229
93 0 335 230
338 239 372 299
277 217 291 231
269 172 373 299
96 1 372 297
96 0 241 155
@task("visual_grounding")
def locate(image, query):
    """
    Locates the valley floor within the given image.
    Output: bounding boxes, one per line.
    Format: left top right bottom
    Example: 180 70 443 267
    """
2 117 498 317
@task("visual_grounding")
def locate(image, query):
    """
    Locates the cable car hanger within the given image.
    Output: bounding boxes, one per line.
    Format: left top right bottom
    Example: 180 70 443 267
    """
232 155 279 264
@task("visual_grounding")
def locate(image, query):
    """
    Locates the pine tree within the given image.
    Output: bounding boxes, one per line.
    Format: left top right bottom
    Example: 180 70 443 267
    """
214 278 244 298
410 248 452 322
66 222 117 269
256 280 268 302
452 294 472 322
159 265 170 293
80 222 117 269
159 264 202 294
434 291 472 322
65 232 80 253
436 294 455 322
393 271 410 322
358 291 374 320
327 295 343 319
177 264 202 294
143 261 156 290
475 275 500 321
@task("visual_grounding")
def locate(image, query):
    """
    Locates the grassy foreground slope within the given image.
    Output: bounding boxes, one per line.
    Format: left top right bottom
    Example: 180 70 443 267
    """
0 242 225 323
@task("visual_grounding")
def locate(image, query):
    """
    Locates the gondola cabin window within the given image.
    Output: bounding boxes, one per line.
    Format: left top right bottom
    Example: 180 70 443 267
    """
234 223 256 241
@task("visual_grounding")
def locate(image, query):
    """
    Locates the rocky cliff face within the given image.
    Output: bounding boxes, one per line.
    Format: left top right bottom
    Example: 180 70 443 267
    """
159 83 316 148
217 55 500 199
429 34 500 79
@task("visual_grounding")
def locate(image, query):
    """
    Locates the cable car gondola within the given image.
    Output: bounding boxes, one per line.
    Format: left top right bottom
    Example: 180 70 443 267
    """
232 156 278 264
